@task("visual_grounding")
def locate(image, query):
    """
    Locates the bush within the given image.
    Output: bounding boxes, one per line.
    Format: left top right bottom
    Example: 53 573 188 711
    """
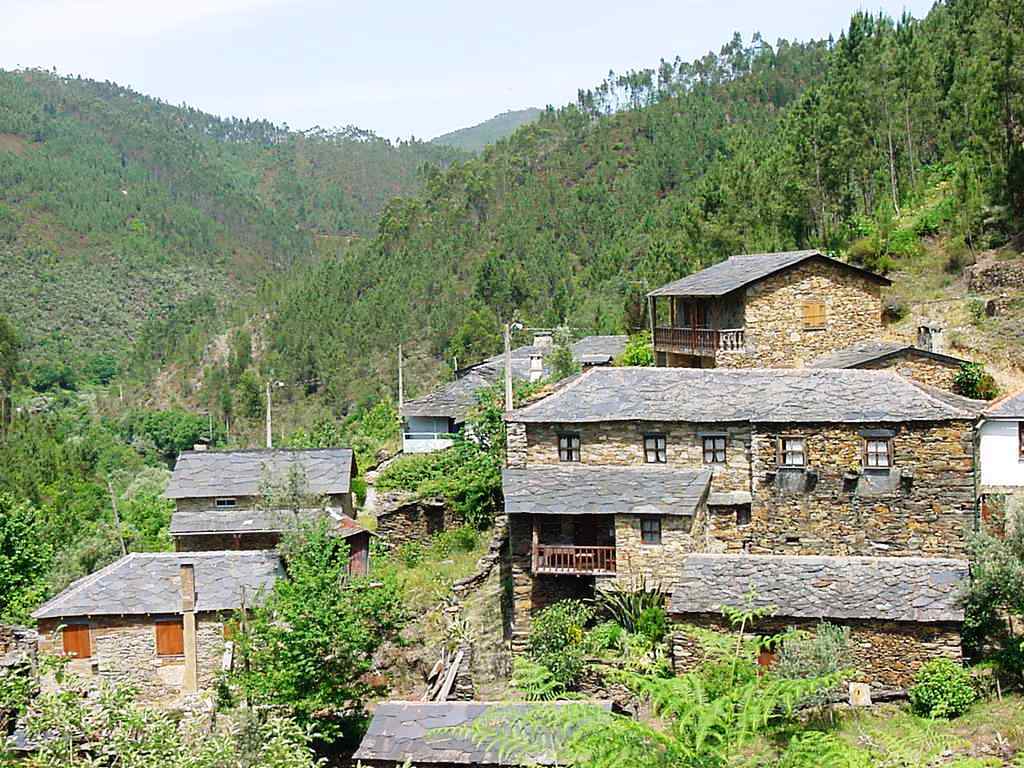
396 541 425 568
618 332 655 367
774 622 852 707
908 658 976 718
528 600 593 688
594 577 664 634
953 362 1000 400
636 605 668 645
432 525 479 558
583 621 624 653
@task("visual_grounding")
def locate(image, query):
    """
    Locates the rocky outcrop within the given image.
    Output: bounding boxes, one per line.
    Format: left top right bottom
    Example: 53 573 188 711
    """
966 258 1024 293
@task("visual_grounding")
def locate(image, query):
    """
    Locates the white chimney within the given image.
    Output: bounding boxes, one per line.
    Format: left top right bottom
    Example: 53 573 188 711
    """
532 333 553 350
528 353 544 383
917 324 944 354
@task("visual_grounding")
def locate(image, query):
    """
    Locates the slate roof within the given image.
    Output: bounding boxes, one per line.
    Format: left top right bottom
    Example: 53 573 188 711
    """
508 367 980 425
32 551 282 620
401 336 627 421
808 341 968 370
165 448 354 499
352 700 611 766
647 250 891 297
503 466 711 516
668 554 968 623
985 390 1024 419
170 508 372 539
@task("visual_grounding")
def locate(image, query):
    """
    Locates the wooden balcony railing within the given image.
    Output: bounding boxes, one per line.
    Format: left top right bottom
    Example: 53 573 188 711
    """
653 327 745 356
533 544 617 576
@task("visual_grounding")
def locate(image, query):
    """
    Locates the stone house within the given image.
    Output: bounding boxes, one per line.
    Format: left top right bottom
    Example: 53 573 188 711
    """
353 700 610 767
503 366 980 665
165 447 371 571
401 335 627 454
978 390 1024 533
32 551 281 703
669 554 966 688
647 250 891 368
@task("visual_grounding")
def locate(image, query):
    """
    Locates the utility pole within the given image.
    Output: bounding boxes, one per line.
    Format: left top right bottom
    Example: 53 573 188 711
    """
397 344 404 410
106 478 128 556
265 380 273 449
504 322 513 413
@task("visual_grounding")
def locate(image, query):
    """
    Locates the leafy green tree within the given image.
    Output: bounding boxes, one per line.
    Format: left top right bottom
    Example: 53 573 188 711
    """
548 327 580 381
0 315 18 393
236 370 264 420
618 332 656 366
0 491 52 623
231 521 404 744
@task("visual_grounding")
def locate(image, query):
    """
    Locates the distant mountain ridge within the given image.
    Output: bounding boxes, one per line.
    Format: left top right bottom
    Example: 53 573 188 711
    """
430 108 542 152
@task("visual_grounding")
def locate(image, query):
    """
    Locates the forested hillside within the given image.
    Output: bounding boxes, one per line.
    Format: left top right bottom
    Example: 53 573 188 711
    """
0 70 465 373
431 108 543 152
237 0 1021 411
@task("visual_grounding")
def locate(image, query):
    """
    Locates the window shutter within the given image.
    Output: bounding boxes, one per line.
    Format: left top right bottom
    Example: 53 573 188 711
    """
802 301 826 329
63 625 91 659
155 619 185 657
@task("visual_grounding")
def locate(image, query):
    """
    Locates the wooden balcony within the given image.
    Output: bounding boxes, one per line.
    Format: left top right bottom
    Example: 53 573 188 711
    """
653 327 745 357
533 544 617 576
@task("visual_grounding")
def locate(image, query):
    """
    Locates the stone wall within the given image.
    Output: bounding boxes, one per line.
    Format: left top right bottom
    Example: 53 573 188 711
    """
966 258 1024 293
670 613 962 689
746 421 975 557
375 493 460 548
858 352 961 391
521 421 751 492
719 259 884 368
37 615 225 704
174 532 280 551
506 422 528 469
174 492 353 518
613 511 705 591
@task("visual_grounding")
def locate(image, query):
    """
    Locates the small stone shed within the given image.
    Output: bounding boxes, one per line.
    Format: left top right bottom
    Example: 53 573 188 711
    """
165 448 357 550
808 340 969 391
352 700 611 767
669 553 968 688
32 551 282 703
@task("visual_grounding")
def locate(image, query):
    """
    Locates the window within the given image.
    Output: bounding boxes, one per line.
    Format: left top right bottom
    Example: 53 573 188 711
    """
780 437 806 467
644 434 667 464
801 300 827 330
864 438 892 469
155 619 185 657
558 433 580 462
641 517 662 545
1019 423 1024 462
703 436 727 464
215 498 237 508
736 505 752 526
62 625 91 659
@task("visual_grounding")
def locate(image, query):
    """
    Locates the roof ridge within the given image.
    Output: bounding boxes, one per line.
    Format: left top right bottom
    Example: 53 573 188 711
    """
903 377 985 418
507 366 600 418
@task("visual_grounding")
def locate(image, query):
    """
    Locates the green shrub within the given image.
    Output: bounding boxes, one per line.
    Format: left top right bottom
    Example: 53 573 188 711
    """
774 622 852 707
527 600 593 688
778 731 871 768
432 525 479 558
617 332 655 367
396 541 425 568
636 605 668 645
953 362 1000 400
584 621 624 653
594 577 664 633
908 658 976 718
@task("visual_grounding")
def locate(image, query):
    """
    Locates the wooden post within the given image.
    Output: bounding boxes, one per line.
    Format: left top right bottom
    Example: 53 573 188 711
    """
397 344 404 410
531 517 539 573
265 380 272 449
648 296 657 365
504 323 513 413
180 563 198 694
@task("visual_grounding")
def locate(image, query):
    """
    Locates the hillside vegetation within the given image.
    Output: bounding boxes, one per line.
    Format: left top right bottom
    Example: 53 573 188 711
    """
431 107 543 152
229 0 1021 413
0 70 465 370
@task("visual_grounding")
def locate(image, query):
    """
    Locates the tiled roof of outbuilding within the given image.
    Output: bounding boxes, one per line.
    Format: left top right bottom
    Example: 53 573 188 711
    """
808 340 968 369
647 250 891 297
508 367 982 425
985 390 1024 419
400 336 627 421
668 554 968 623
502 466 711 516
352 700 611 766
169 508 371 539
165 448 354 499
32 551 282 620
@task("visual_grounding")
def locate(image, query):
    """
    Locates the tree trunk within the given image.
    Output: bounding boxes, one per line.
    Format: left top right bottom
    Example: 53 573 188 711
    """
883 94 901 215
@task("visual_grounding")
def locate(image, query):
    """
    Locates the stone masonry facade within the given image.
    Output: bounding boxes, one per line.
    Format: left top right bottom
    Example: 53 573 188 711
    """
966 258 1024 294
671 614 962 689
375 493 460 548
37 615 226 704
719 259 884 368
174 492 353 517
859 353 960 391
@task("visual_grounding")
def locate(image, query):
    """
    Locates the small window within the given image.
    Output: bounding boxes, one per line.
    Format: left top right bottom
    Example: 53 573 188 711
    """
215 498 237 508
62 625 91 659
703 436 727 464
802 300 826 330
736 505 752 526
155 619 185 657
644 434 667 464
558 433 580 462
864 438 892 469
641 517 662 545
780 437 806 467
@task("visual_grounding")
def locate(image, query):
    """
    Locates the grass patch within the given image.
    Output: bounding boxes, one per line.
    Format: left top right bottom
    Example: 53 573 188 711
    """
385 526 489 615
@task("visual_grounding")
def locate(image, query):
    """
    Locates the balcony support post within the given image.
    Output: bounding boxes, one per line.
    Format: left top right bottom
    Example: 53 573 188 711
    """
531 517 539 573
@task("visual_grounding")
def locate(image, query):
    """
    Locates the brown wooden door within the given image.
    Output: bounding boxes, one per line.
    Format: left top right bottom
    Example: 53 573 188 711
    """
155 619 185 657
63 625 91 658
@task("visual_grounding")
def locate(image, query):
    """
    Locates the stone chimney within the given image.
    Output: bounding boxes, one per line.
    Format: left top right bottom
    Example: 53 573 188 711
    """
180 564 198 693
532 333 553 350
528 353 544 383
917 324 944 354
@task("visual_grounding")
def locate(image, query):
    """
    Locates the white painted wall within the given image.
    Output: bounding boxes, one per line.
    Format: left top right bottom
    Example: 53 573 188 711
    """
980 419 1024 487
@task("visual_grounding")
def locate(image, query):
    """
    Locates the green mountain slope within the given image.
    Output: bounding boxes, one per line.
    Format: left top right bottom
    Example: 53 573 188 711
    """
244 2 1021 410
430 108 542 152
0 70 465 369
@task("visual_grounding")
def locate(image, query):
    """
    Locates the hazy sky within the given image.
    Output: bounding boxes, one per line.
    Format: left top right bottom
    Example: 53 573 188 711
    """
3 0 933 141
